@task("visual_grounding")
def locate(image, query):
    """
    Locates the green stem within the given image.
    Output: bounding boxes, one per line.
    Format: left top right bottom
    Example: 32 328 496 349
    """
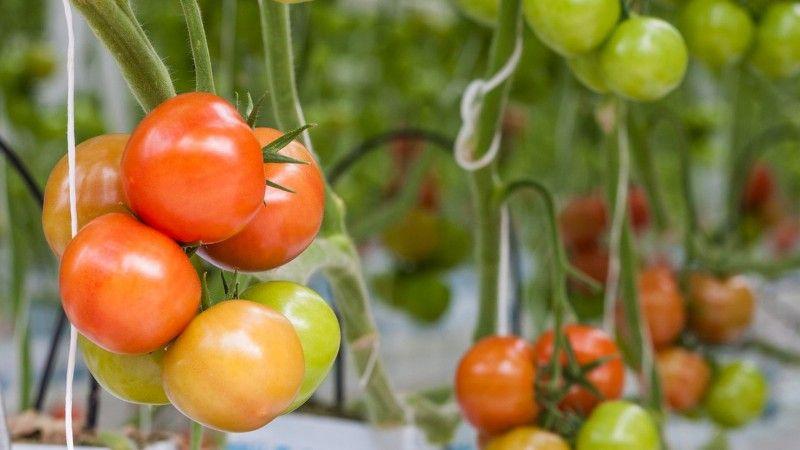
628 109 669 232
72 0 175 112
179 0 215 93
189 421 203 450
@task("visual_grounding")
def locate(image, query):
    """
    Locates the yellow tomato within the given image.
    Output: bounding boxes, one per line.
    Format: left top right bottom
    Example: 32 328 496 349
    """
486 427 571 450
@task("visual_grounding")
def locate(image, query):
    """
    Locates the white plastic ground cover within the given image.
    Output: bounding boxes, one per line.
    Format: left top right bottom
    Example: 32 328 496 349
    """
12 446 104 450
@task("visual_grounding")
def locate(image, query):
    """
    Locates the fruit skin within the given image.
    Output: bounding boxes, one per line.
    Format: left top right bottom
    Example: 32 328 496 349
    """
456 0 499 27
680 0 755 68
706 361 768 427
199 128 325 271
742 163 776 213
78 335 168 405
122 92 265 244
533 325 624 415
639 266 686 348
455 336 538 435
568 244 609 295
568 52 609 94
576 400 660 450
42 134 130 257
383 208 442 263
601 16 689 102
59 213 200 354
656 347 711 411
485 426 570 450
162 300 304 432
750 2 800 78
523 0 621 57
628 185 651 233
559 194 608 251
688 273 755 343
241 281 340 412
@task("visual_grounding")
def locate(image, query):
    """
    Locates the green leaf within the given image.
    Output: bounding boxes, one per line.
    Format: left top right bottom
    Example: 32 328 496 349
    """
266 179 294 193
246 93 267 128
263 152 307 165
261 123 315 155
245 92 254 119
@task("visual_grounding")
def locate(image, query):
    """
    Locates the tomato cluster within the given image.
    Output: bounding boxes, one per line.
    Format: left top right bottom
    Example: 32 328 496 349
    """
44 92 338 432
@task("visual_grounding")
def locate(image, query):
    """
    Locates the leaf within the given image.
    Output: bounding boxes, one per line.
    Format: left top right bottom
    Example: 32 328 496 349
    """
245 92 254 119
246 93 267 128
262 123 315 155
266 179 294 193
263 152 307 165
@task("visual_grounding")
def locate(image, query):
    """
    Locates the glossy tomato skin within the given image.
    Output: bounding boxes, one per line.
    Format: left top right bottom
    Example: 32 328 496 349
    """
706 361 768 427
241 281 340 413
639 266 686 348
656 347 711 411
628 185 651 233
199 128 324 271
485 426 570 450
523 0 620 57
42 134 130 257
750 2 800 78
576 401 660 450
568 52 609 94
559 194 608 250
455 336 538 435
162 300 304 432
742 163 776 212
680 0 755 68
60 213 200 354
688 273 755 343
78 335 168 405
533 325 624 415
122 92 265 244
601 16 689 102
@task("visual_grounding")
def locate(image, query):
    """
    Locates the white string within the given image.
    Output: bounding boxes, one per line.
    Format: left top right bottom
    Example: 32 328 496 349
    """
454 33 523 171
496 205 512 335
357 338 380 390
60 0 78 448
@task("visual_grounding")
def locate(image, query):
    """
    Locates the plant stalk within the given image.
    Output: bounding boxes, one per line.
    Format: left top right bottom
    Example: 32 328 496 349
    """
179 0 215 93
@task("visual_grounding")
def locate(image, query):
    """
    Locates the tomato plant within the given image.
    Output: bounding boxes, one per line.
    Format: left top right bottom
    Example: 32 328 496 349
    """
122 92 265 244
639 266 686 348
656 347 711 412
706 361 768 427
485 426 570 450
200 127 325 271
523 0 620 57
455 335 538 434
750 2 800 78
162 300 304 432
241 281 340 412
59 213 200 354
688 273 755 343
680 0 755 68
576 401 660 450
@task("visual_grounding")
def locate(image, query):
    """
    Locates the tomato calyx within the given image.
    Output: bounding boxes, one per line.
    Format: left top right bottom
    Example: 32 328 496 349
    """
261 123 314 163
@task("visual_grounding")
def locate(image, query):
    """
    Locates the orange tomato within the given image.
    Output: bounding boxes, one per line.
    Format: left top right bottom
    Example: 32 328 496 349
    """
656 347 711 412
485 426 570 450
639 266 686 348
688 273 755 344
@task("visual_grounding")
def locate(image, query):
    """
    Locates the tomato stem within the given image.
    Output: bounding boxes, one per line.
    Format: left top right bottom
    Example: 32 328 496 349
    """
179 0 215 94
189 421 203 450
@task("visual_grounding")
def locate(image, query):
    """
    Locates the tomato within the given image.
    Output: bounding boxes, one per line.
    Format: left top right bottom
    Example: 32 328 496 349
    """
60 213 200 354
706 361 768 427
568 52 609 94
680 0 755 68
199 128 325 271
771 217 800 255
568 245 608 295
523 0 620 57
241 281 340 412
639 266 686 348
383 208 443 263
628 185 650 233
559 194 608 250
533 325 624 415
456 0 499 27
122 92 265 244
742 163 776 212
656 347 711 412
455 336 538 434
378 271 452 323
78 335 168 405
600 16 689 102
688 273 755 343
42 134 130 257
750 2 800 78
485 426 570 450
162 300 304 432
576 401 660 450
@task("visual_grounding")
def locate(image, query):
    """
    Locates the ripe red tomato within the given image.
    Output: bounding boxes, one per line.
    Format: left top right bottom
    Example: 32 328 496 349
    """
199 128 324 271
60 213 200 354
42 134 130 257
559 194 608 250
122 92 265 244
639 266 686 349
533 325 624 415
688 273 755 344
162 300 304 432
656 347 711 412
568 244 609 294
628 185 650 233
742 163 776 213
455 336 538 435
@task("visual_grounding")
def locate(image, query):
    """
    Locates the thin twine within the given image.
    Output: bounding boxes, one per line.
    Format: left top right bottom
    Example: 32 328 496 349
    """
59 0 78 448
356 334 380 391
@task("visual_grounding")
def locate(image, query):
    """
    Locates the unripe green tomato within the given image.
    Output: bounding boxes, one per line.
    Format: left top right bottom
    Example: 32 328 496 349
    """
568 52 609 94
523 0 621 57
23 44 56 79
601 16 689 102
242 281 341 412
750 2 800 78
706 361 768 427
391 271 451 324
576 401 660 450
680 0 755 68
78 335 168 405
455 0 499 27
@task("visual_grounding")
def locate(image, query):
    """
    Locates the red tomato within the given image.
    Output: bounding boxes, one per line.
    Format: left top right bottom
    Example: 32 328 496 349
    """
559 194 608 250
628 185 650 233
689 273 755 344
199 128 325 271
771 217 800 255
122 92 265 244
60 213 200 354
569 244 609 294
742 163 776 213
533 325 624 415
656 347 711 412
455 336 539 434
639 266 686 348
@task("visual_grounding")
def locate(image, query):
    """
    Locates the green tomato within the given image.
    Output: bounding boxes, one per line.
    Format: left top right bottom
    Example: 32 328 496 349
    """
393 271 451 324
680 0 755 68
455 0 499 27
577 401 660 450
523 0 620 57
568 52 609 94
706 361 768 427
601 16 689 102
78 335 168 405
242 281 341 412
750 2 800 78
